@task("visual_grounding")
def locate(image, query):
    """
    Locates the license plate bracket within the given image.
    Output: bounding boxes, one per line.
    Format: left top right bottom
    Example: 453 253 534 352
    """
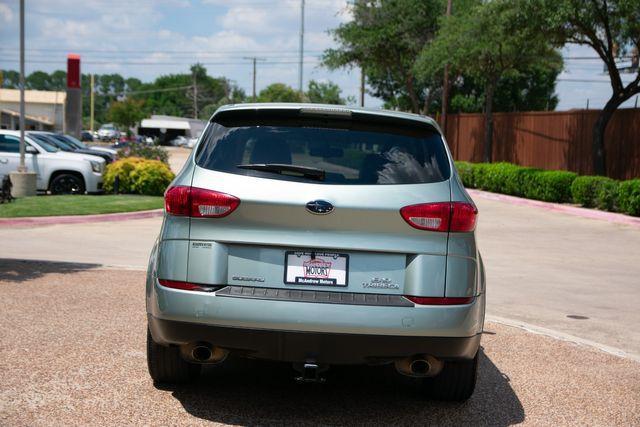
284 251 349 287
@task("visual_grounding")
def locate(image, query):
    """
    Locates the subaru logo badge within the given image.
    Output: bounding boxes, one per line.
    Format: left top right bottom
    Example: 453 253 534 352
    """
306 200 334 215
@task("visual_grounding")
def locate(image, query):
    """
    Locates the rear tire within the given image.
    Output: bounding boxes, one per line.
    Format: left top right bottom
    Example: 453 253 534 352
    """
421 353 478 401
147 328 200 384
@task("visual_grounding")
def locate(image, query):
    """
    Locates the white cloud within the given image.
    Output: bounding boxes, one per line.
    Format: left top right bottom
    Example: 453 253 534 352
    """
0 3 13 23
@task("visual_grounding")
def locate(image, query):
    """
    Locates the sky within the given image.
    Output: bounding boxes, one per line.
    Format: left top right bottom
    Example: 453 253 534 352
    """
0 0 638 111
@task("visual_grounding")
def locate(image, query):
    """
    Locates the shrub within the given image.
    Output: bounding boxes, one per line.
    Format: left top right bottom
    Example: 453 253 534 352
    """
523 170 577 203
455 161 475 188
103 157 145 193
104 157 174 196
117 144 169 164
130 160 175 196
617 179 640 216
571 176 616 208
594 178 619 211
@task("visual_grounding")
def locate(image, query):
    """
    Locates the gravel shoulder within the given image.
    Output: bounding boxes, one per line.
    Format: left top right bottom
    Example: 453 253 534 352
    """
1 261 638 426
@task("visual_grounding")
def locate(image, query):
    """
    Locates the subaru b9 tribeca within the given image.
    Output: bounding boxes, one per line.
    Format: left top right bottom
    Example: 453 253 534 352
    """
146 103 485 401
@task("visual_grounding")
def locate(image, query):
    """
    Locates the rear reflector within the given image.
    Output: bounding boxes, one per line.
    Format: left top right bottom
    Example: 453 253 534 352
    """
400 202 477 232
165 186 240 218
405 296 475 305
158 279 221 292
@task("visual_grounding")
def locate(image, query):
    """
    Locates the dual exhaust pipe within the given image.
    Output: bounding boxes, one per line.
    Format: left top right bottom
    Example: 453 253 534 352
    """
180 342 228 364
394 354 443 378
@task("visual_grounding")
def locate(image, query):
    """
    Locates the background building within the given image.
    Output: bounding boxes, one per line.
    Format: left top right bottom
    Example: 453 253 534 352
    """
0 88 66 131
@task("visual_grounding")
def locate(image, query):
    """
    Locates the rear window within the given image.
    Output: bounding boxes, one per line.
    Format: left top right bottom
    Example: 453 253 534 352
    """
195 117 450 185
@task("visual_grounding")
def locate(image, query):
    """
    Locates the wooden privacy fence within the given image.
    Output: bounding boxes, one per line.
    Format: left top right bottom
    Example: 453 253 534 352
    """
443 108 640 180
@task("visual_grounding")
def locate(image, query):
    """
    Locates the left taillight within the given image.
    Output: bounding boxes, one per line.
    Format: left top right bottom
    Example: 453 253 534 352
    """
164 186 240 218
158 279 221 292
400 202 477 232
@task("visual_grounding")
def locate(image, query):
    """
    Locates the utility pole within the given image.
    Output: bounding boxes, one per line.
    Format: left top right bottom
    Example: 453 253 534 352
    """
298 0 305 93
90 74 95 132
441 0 452 129
192 71 198 119
18 0 25 173
244 57 265 101
360 67 365 107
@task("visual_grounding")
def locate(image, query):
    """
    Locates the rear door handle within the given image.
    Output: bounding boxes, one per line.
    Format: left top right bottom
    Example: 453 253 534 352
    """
0 158 8 164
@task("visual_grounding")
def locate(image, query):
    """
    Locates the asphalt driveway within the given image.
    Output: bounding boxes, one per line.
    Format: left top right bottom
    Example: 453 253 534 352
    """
0 261 638 426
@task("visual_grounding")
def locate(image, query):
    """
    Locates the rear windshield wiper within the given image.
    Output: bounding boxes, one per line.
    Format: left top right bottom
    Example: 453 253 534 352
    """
236 163 326 181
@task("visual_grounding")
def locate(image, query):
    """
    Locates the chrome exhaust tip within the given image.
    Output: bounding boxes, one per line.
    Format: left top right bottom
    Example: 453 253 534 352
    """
180 343 228 364
395 354 443 378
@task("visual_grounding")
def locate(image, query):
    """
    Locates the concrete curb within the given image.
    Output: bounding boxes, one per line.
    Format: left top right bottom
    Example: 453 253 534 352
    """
0 209 163 227
468 189 640 228
487 315 640 362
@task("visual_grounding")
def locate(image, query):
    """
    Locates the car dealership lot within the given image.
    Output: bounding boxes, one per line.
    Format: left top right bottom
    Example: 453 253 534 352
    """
0 261 638 426
1 148 639 423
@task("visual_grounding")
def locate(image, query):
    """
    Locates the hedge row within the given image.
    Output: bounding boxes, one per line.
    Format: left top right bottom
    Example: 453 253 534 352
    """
104 157 175 196
455 161 640 217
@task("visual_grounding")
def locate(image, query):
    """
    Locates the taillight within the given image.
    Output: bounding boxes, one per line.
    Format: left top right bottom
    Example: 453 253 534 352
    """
158 279 221 292
405 296 475 305
400 202 477 232
164 186 240 218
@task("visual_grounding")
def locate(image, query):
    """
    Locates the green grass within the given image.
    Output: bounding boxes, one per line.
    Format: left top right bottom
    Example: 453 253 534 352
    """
0 195 164 218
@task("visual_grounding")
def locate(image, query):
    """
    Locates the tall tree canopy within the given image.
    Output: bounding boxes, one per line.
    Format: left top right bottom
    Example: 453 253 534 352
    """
323 0 444 113
417 0 560 161
536 0 640 175
306 80 351 105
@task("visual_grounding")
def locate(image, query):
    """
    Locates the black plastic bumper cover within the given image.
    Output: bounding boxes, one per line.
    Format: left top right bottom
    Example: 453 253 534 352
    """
148 315 481 364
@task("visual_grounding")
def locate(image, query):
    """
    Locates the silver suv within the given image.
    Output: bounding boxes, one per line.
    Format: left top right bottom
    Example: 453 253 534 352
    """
146 103 485 401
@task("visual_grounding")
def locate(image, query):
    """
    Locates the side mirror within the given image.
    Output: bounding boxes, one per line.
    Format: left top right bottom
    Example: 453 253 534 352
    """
26 145 38 154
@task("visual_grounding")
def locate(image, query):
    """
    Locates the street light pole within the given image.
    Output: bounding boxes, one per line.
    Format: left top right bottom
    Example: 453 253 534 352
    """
298 0 305 94
10 0 37 197
18 0 26 172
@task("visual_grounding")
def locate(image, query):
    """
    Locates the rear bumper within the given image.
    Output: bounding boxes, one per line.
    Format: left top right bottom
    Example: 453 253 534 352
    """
148 315 481 364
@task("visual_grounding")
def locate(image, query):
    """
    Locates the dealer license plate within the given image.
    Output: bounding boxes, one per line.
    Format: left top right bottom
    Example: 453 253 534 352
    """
284 251 349 286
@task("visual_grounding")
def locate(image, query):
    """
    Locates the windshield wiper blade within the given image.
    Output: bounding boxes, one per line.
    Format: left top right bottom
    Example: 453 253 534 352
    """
236 163 326 181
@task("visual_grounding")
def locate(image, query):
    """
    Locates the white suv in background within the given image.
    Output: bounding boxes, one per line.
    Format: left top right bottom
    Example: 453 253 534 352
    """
0 130 105 194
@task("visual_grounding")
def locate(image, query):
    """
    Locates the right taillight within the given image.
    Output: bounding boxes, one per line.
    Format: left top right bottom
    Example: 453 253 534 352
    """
164 186 240 218
400 202 477 232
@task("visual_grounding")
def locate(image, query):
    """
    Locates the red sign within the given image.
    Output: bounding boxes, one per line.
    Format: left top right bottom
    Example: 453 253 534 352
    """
67 54 81 88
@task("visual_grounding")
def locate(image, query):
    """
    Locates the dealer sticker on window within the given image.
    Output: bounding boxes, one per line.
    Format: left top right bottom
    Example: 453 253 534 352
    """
284 251 349 286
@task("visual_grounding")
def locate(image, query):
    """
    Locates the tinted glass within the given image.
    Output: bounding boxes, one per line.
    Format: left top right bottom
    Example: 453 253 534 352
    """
31 134 73 151
195 120 450 185
57 134 86 149
29 135 58 152
0 135 20 153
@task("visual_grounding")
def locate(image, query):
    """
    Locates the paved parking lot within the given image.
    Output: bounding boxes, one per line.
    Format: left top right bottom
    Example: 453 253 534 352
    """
0 261 638 426
1 148 639 424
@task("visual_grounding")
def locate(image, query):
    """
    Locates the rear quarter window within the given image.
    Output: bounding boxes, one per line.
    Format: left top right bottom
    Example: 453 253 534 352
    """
195 116 450 185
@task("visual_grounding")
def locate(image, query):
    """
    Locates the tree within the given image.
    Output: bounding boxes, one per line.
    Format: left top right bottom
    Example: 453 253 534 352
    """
108 98 146 132
418 0 559 161
448 58 562 113
257 83 303 102
323 0 446 113
306 80 350 104
539 0 640 175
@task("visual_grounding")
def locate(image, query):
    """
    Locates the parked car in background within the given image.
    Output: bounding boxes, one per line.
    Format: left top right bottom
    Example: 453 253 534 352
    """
28 132 115 164
0 130 104 194
80 131 94 142
186 137 198 149
56 133 118 156
146 104 484 401
97 123 120 141
169 135 188 147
